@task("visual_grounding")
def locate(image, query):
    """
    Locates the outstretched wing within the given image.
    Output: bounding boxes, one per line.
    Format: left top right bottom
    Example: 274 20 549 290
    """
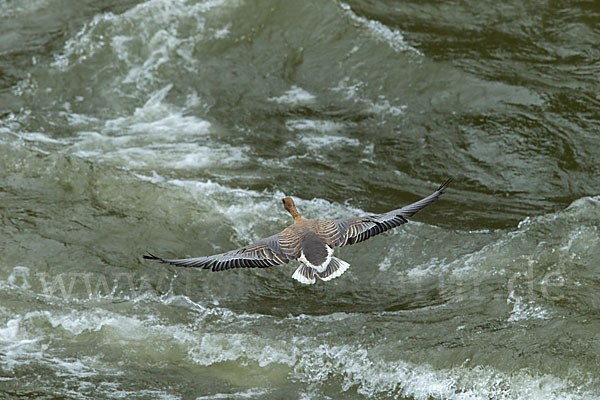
144 233 295 271
333 178 452 247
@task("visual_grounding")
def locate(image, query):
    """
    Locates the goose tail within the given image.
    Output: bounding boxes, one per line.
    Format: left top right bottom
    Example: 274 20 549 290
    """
292 264 317 284
317 257 350 281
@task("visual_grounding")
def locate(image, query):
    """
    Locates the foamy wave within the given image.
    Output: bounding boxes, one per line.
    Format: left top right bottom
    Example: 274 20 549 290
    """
195 388 270 399
1 284 596 399
176 327 594 399
101 84 211 136
269 86 316 105
81 306 595 399
0 0 49 18
22 304 585 399
340 3 423 56
297 135 360 151
507 288 551 322
0 319 45 372
66 85 248 170
330 76 407 118
285 119 346 133
43 309 154 336
52 0 233 75
0 312 105 377
365 98 407 117
16 132 69 145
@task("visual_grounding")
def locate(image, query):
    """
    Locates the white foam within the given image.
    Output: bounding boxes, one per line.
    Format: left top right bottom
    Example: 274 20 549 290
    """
269 86 316 104
285 119 345 133
167 144 249 169
212 26 231 39
61 112 101 128
98 388 180 400
52 0 232 73
567 196 600 210
330 77 407 118
174 331 589 400
330 76 363 100
160 175 366 219
0 289 594 399
51 357 97 378
378 255 392 272
63 83 250 170
195 388 269 399
393 195 600 308
42 309 152 336
126 110 204 138
16 132 68 145
507 287 551 323
176 180 289 243
0 316 21 344
340 3 422 56
0 307 157 377
101 85 212 136
31 294 571 400
0 0 48 18
296 135 360 151
0 315 46 372
365 98 407 116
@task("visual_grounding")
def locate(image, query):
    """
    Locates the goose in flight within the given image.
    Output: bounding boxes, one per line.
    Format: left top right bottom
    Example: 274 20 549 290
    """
144 179 452 284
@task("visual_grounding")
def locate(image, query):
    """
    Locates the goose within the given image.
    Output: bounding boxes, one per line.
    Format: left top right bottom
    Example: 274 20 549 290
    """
144 179 452 284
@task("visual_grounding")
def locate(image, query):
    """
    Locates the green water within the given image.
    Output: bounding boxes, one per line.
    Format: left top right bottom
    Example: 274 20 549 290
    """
1 0 599 398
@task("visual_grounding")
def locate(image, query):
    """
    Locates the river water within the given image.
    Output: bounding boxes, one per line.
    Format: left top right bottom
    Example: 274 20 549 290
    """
1 0 599 399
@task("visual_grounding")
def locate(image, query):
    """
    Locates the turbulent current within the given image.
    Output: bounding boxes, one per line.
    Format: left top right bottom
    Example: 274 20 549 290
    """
1 0 599 399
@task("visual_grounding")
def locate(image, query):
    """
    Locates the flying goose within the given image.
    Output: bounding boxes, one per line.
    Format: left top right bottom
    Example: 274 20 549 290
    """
144 179 452 284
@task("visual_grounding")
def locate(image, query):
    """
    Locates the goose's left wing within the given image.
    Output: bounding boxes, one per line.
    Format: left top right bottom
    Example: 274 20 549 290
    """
144 234 293 272
332 178 452 247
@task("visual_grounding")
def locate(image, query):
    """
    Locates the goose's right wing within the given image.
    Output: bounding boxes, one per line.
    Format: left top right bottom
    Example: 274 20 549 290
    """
332 178 452 247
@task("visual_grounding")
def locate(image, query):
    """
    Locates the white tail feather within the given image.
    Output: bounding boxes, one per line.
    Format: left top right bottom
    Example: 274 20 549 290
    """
292 264 316 284
317 257 350 281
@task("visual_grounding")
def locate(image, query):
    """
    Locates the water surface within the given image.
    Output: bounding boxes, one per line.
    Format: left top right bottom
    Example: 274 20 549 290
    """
1 0 600 398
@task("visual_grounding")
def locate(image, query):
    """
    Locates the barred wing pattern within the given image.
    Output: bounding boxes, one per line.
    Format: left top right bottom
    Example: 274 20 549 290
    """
316 220 342 247
144 234 293 271
334 178 452 247
277 227 303 260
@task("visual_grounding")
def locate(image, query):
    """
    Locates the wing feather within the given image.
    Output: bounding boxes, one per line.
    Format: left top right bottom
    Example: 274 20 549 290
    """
334 178 452 247
143 233 295 272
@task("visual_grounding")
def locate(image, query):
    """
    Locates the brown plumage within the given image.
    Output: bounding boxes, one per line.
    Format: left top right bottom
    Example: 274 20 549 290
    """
144 178 452 284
